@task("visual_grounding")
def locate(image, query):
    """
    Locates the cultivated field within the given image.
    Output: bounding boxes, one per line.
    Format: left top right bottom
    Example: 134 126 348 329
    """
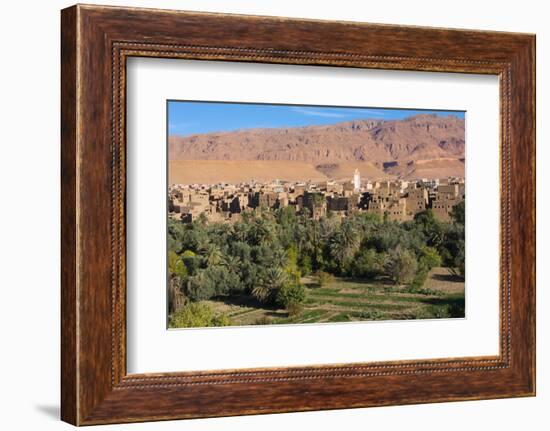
201 267 465 326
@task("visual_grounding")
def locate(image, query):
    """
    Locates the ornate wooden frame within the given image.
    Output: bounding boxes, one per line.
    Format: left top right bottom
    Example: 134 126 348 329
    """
61 4 536 425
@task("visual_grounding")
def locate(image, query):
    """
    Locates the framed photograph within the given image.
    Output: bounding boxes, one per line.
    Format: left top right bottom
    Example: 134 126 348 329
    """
164 101 467 330
61 4 535 425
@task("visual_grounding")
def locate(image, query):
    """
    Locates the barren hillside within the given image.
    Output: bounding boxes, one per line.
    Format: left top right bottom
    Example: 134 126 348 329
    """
168 114 465 182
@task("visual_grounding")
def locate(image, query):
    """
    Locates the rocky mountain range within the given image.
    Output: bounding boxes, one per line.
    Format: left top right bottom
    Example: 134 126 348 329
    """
168 114 465 181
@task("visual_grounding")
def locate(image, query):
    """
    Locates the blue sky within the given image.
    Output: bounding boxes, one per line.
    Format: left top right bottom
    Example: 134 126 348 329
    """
168 101 465 136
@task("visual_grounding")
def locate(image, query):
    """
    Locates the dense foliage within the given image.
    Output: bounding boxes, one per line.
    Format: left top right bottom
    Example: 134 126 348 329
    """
169 302 231 328
167 202 465 321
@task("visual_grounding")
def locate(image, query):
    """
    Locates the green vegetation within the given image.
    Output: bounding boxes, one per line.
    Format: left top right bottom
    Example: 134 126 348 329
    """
314 270 334 287
169 302 230 328
276 283 307 308
167 202 465 328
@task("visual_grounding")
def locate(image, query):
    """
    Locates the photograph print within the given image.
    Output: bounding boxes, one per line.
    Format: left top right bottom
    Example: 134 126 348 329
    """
167 101 466 329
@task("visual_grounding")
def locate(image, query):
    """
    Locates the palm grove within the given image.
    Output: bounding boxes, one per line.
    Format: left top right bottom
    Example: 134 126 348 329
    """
168 202 465 328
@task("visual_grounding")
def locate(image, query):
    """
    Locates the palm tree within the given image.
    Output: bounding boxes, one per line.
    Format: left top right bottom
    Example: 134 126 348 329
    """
272 247 288 268
248 218 275 246
330 222 359 268
207 223 233 246
232 221 249 243
222 254 241 272
195 235 211 256
203 244 224 267
252 267 288 304
167 251 187 313
167 251 187 278
294 222 310 254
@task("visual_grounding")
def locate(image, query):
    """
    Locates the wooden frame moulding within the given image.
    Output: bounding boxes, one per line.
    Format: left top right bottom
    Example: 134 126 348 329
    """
61 4 535 425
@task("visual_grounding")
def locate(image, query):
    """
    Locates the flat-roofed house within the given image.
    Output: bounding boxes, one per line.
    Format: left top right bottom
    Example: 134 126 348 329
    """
405 185 429 216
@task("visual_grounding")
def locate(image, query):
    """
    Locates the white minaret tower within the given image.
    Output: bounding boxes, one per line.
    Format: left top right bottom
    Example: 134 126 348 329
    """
353 168 361 191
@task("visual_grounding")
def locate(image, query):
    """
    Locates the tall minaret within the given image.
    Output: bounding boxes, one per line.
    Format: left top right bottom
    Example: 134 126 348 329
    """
353 168 361 191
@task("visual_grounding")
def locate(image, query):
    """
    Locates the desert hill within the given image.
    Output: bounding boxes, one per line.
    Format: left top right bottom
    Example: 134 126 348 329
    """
169 114 465 182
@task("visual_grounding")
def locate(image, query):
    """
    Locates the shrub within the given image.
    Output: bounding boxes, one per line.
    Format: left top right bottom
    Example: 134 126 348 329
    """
212 313 232 327
298 254 313 276
450 200 465 225
169 302 230 328
285 245 302 284
447 241 465 279
385 246 418 285
276 283 307 308
454 248 466 278
287 303 304 317
355 310 385 320
185 266 243 301
168 250 188 278
314 270 334 287
418 246 442 271
186 271 216 301
408 268 429 291
350 248 386 278
366 222 423 254
254 316 273 325
414 301 464 320
181 249 201 275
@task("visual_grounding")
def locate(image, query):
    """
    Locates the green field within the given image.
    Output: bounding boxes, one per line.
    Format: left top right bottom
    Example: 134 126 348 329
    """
198 267 465 326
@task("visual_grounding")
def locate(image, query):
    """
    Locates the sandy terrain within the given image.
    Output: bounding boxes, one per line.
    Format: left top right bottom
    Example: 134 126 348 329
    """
169 160 329 184
315 161 393 181
384 157 465 180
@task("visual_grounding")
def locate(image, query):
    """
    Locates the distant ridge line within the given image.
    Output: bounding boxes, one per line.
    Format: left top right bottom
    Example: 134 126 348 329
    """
168 114 465 181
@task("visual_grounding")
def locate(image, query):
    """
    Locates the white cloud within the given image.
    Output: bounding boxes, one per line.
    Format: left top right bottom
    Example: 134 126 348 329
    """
291 107 349 118
291 106 398 119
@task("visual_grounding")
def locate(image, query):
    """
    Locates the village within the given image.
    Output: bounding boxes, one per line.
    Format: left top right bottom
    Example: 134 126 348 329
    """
168 169 465 224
